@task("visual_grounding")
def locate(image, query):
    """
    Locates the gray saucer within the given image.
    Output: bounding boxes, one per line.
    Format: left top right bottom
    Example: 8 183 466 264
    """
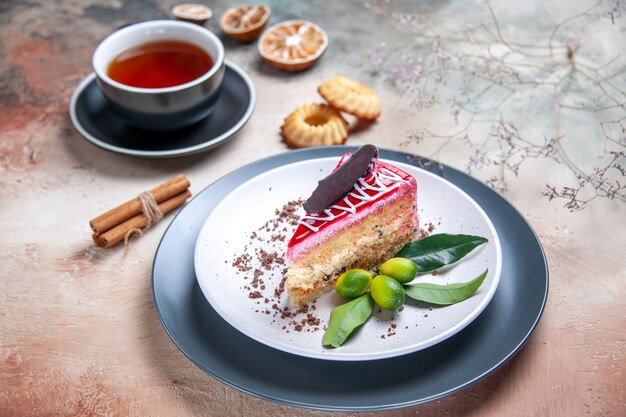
152 146 549 411
69 60 255 158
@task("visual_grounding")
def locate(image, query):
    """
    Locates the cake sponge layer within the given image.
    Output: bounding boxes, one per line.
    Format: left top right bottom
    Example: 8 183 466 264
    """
285 195 416 307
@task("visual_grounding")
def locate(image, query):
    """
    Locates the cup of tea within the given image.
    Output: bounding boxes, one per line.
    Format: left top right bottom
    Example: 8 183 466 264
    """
93 20 225 130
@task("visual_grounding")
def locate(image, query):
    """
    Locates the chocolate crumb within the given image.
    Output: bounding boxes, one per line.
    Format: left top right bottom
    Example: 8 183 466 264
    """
306 314 320 326
271 234 286 242
232 198 327 333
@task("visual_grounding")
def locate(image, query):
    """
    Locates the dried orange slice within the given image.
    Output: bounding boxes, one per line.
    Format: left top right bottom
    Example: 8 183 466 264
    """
171 3 213 25
258 20 328 72
220 4 271 42
281 103 348 148
318 76 381 120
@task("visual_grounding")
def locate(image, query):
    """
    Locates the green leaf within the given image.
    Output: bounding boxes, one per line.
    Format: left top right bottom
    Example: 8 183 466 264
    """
322 293 375 348
396 234 488 273
404 269 489 305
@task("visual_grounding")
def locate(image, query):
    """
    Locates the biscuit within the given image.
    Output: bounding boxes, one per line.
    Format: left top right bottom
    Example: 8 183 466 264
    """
281 103 349 148
318 76 381 120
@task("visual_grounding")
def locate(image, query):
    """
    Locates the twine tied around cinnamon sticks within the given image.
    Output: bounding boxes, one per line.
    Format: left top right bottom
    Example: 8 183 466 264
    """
90 174 191 248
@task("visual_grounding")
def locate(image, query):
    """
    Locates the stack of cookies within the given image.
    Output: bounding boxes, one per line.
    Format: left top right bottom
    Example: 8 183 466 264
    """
281 76 381 148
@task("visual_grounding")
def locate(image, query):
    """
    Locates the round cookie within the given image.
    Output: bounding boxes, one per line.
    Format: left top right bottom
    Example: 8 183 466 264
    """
281 103 349 148
318 76 381 120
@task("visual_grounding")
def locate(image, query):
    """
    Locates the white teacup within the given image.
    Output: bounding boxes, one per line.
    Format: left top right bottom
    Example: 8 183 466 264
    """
93 20 225 131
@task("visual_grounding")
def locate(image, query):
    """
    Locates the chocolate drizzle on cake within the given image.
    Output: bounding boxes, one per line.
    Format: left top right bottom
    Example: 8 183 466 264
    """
303 144 379 213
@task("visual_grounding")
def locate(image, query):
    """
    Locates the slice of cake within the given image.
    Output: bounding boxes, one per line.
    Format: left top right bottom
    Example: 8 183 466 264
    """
285 145 418 307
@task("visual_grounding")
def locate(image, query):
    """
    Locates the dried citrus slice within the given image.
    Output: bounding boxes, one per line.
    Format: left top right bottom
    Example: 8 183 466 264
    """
171 3 213 25
258 20 328 72
318 76 381 120
220 4 271 42
281 103 348 148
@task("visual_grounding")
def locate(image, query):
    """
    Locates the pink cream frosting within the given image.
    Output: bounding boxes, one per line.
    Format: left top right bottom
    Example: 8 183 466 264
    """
287 153 418 260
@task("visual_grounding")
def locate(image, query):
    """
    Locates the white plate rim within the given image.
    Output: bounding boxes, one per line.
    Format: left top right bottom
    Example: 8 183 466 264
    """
194 157 503 361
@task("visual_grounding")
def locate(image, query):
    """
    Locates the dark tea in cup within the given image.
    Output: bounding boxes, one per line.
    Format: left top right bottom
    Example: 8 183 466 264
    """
107 40 214 88
93 20 225 130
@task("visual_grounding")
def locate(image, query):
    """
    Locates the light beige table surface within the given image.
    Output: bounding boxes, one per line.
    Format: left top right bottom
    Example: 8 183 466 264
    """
1 1 624 416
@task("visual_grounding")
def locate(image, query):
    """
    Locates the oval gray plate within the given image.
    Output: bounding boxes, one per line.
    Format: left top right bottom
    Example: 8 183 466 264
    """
152 146 548 411
69 60 255 158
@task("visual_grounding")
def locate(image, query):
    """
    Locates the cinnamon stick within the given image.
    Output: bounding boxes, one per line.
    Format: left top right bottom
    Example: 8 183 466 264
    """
94 190 192 248
90 174 190 235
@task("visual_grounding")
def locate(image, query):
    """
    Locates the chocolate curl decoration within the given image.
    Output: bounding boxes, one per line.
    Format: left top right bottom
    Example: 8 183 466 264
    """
303 144 379 213
366 147 378 175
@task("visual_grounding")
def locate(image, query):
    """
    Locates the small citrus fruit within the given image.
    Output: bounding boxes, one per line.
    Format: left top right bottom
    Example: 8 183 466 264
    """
370 275 405 310
379 257 418 284
335 269 372 299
